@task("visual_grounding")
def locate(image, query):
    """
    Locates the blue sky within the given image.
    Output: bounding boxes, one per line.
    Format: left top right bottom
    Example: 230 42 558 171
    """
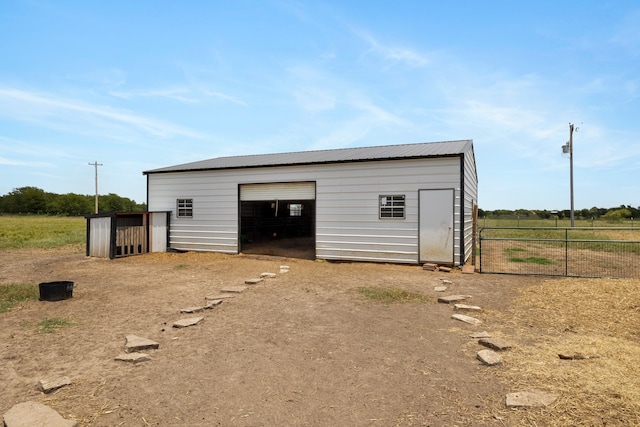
1 1 638 210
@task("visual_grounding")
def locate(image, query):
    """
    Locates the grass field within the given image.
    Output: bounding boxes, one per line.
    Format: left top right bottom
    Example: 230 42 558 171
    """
0 215 85 250
480 217 638 229
479 218 640 277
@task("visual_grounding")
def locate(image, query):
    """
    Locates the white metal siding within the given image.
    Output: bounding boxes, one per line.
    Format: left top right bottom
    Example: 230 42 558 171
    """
462 148 479 264
149 212 168 252
147 157 465 263
240 182 315 201
88 217 111 258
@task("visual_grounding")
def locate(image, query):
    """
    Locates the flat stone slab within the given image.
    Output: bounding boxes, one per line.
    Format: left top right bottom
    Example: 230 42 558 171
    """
470 331 492 339
245 278 264 285
434 286 447 292
221 286 248 293
506 390 558 407
205 299 223 308
438 295 472 304
558 352 598 360
479 337 512 351
462 264 475 274
3 401 77 427
173 316 204 328
451 313 482 325
125 335 159 353
260 272 277 278
477 349 503 365
205 294 235 300
454 303 482 311
180 306 204 313
115 353 151 363
38 376 72 393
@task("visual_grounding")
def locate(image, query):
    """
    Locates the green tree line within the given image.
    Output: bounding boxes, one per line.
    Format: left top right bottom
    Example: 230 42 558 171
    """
0 186 146 216
479 206 640 221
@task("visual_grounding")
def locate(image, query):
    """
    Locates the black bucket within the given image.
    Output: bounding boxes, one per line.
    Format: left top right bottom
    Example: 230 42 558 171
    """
39 281 74 301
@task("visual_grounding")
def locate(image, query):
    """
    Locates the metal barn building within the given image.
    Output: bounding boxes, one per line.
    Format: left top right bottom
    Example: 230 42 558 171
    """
143 140 478 266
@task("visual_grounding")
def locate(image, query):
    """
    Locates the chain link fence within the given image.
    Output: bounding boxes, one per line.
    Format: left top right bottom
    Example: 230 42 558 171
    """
479 227 640 278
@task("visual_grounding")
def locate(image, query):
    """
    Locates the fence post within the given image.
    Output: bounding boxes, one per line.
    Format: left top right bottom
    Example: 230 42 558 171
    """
479 228 483 273
565 228 569 277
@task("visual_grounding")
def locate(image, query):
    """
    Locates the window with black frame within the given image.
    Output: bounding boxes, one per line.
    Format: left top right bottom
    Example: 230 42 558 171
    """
176 198 193 218
379 195 405 219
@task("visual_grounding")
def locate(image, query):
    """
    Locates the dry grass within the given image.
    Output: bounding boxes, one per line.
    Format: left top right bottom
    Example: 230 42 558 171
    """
489 277 640 426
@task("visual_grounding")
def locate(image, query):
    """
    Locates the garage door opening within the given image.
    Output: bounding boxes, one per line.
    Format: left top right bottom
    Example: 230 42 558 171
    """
240 200 315 259
239 182 316 260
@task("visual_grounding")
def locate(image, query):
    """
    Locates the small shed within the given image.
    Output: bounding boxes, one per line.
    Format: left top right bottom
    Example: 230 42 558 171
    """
143 140 478 266
85 211 170 259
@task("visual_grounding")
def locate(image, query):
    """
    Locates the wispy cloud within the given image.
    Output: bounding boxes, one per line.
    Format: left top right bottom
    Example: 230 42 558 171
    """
110 85 247 106
110 87 198 104
310 95 410 150
0 156 51 167
609 9 640 53
0 86 205 140
199 88 247 106
0 136 73 160
293 86 336 112
353 28 430 67
69 68 127 88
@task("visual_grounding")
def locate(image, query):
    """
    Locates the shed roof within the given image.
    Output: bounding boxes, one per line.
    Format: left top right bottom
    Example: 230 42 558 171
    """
143 139 473 174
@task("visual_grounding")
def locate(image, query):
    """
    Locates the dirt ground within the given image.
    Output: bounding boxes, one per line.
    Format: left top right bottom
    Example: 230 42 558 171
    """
0 247 543 426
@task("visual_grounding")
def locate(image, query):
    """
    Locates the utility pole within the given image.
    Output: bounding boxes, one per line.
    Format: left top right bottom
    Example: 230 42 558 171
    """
88 161 103 214
562 124 577 228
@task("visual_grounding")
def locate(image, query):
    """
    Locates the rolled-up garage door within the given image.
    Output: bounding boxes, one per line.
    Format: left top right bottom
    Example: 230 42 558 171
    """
240 182 315 201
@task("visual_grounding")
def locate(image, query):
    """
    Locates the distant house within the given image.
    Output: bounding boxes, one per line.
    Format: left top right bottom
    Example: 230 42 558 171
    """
143 140 478 266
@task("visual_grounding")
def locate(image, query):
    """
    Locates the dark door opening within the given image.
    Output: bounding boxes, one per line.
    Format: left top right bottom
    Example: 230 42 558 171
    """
240 199 315 259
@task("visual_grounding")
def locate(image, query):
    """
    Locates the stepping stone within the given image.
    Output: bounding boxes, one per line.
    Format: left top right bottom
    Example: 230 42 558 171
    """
221 286 248 293
454 303 482 312
439 266 452 273
479 337 512 351
245 278 263 285
115 353 151 364
558 353 598 360
438 295 472 304
260 272 277 278
205 294 235 300
3 401 77 427
173 317 204 328
434 286 447 292
462 264 475 274
470 331 492 339
38 376 72 393
180 306 204 313
451 313 482 325
205 299 223 308
506 390 558 407
477 349 502 365
125 335 159 353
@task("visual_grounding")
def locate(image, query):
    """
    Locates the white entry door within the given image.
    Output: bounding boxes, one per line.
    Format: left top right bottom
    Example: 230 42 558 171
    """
419 189 454 264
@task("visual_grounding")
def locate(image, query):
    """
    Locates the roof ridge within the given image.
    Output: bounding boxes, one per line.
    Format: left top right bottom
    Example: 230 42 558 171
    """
143 139 473 174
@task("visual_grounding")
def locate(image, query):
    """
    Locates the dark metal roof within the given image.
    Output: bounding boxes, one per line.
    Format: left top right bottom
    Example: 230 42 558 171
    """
143 139 473 174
